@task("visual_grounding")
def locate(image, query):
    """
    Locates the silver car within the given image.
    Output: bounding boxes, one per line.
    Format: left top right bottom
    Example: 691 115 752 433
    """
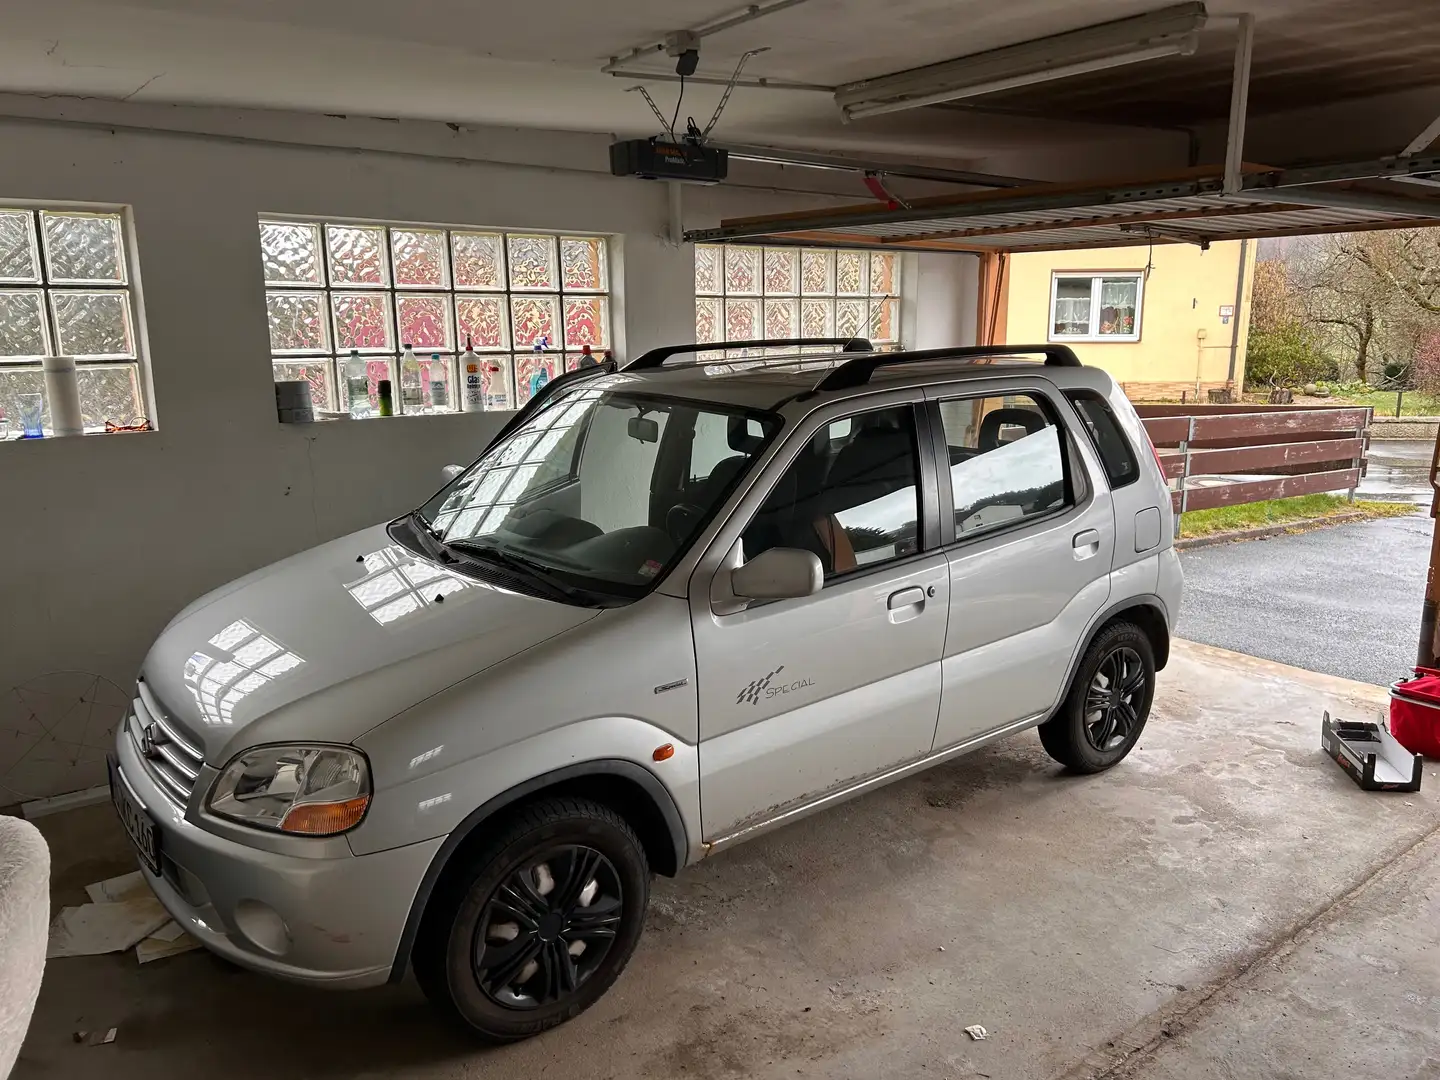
110 338 1182 1041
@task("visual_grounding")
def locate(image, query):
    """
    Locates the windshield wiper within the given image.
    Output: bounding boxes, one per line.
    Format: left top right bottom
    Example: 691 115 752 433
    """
442 539 597 606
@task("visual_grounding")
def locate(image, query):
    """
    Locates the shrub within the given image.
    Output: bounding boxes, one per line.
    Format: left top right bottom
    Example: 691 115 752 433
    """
1245 323 1338 389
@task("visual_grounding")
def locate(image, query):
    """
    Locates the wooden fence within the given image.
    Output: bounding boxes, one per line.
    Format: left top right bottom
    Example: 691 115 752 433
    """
1134 404 1373 521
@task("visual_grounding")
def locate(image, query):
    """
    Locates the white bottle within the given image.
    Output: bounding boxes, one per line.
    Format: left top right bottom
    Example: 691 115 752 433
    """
345 350 370 418
461 337 485 413
428 353 447 411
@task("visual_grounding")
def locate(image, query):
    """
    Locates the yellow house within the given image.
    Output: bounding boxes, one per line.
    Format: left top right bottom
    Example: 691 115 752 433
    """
999 240 1257 400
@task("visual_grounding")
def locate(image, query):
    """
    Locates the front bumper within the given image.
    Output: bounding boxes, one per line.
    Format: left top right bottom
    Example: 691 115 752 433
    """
114 727 441 989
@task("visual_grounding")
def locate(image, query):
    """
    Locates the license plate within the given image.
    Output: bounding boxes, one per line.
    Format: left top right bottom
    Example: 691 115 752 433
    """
108 755 160 875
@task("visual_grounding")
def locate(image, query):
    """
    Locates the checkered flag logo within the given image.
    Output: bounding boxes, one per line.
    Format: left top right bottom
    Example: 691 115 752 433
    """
737 665 784 706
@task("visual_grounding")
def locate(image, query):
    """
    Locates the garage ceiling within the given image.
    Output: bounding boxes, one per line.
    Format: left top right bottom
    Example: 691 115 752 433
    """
1 0 1438 176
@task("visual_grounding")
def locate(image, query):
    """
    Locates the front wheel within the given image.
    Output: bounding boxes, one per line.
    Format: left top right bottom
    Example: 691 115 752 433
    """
414 797 650 1042
1039 621 1155 773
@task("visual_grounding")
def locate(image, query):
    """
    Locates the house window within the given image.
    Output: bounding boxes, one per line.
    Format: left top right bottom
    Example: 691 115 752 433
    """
1049 273 1143 342
260 219 612 414
0 207 146 435
695 245 901 353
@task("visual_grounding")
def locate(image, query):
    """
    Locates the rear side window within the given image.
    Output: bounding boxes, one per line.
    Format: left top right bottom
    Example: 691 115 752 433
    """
1066 391 1139 489
937 393 1069 538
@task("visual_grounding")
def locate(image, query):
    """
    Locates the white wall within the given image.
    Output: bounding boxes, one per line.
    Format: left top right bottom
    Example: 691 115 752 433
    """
0 103 972 804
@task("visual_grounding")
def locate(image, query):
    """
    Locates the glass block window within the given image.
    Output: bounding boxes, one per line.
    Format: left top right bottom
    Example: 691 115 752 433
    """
260 219 612 413
695 245 901 355
0 207 145 434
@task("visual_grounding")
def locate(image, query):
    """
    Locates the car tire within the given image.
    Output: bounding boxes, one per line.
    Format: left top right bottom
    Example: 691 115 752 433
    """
1038 621 1156 774
414 796 650 1043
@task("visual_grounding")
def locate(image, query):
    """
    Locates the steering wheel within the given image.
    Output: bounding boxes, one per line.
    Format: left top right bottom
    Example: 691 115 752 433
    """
665 503 705 544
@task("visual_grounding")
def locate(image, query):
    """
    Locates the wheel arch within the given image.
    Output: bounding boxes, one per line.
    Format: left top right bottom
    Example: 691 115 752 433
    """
1062 596 1172 702
388 759 686 983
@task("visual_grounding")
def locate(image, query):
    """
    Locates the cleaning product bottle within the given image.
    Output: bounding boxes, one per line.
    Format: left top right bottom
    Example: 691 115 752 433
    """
345 349 370 418
529 336 550 401
577 343 597 369
461 336 484 413
377 379 394 417
429 353 447 410
399 343 422 411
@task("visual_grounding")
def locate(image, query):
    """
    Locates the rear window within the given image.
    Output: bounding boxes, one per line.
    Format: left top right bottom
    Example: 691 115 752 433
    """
1066 391 1139 489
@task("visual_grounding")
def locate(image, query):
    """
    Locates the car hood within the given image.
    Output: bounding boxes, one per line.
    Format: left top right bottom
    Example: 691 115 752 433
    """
141 524 599 764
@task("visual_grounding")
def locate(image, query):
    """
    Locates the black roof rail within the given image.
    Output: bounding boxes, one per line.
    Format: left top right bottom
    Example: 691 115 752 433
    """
627 337 873 370
483 360 616 452
813 343 1082 392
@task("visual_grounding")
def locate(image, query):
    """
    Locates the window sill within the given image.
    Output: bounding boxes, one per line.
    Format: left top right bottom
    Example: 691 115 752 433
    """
1047 335 1141 344
0 427 155 443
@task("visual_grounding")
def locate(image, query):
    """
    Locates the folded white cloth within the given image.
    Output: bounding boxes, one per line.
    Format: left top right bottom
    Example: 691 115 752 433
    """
0 817 49 1080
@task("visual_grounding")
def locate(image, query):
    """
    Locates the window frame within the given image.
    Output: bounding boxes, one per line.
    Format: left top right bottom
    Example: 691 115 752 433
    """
1047 271 1144 343
694 244 904 353
0 203 149 435
732 396 942 591
260 216 613 417
926 386 1081 549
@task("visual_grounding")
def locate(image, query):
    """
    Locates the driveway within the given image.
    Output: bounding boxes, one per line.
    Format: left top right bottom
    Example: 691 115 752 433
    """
1177 512 1429 686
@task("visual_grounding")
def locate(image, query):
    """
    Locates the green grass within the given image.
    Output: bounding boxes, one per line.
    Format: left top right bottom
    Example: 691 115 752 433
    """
1179 493 1416 538
1319 389 1440 417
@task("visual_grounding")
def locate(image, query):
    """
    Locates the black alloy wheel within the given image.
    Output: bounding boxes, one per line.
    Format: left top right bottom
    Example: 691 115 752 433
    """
414 796 650 1043
474 845 624 1009
1038 620 1156 773
1083 646 1147 752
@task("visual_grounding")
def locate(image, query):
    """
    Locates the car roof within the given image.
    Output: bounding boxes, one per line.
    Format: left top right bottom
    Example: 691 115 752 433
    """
588 349 1117 413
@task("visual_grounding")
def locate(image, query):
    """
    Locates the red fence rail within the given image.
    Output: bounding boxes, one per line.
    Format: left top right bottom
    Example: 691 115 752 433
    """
1134 404 1373 521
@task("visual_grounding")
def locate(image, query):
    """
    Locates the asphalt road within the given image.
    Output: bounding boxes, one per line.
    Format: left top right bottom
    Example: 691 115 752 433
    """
1176 511 1430 686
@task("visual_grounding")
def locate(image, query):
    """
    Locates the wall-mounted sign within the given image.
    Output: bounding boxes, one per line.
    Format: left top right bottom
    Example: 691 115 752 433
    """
1219 304 1235 325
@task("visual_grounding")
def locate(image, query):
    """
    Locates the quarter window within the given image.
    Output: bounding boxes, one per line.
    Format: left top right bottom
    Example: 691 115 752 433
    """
1067 391 1140 488
743 405 920 579
938 394 1069 537
1049 273 1142 341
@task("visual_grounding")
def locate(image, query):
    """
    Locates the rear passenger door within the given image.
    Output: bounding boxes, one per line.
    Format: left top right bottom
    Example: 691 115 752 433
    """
926 383 1114 749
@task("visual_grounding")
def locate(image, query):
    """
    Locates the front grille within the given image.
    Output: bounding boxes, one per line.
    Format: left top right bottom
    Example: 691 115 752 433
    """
127 679 206 806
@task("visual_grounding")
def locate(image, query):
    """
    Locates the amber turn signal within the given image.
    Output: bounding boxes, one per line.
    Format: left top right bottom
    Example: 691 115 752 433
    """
652 743 675 762
280 795 370 835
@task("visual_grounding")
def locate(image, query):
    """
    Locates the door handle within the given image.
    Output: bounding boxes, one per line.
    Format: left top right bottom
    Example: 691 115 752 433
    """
887 586 926 624
1072 529 1102 560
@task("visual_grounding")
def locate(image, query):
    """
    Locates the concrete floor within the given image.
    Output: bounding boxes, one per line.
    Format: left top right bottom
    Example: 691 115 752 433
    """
1178 513 1429 686
15 641 1440 1080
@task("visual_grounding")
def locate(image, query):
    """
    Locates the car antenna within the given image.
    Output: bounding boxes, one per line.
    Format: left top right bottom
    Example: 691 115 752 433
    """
843 293 894 352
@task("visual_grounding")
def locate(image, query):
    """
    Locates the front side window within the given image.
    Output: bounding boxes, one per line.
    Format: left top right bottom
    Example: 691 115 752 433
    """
1049 273 1142 341
742 405 920 579
0 207 147 434
419 388 776 598
938 394 1069 537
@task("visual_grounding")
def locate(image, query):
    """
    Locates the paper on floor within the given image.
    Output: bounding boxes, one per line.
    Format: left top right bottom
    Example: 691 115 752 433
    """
136 926 202 964
48 898 169 958
85 871 148 905
151 920 186 942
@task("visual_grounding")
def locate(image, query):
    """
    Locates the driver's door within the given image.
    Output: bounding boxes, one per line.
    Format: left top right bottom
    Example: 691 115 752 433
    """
688 393 949 841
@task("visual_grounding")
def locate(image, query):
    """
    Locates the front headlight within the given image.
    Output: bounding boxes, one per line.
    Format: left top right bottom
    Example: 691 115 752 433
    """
208 745 371 836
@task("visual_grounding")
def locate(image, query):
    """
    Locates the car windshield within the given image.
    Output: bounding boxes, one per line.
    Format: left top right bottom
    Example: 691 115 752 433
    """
416 385 780 599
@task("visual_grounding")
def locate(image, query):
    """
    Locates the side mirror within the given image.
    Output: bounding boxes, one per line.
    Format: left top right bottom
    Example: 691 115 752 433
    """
730 547 823 601
441 464 464 482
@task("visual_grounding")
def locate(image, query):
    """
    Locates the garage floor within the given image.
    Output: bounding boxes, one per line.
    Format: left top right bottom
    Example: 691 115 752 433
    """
16 641 1440 1080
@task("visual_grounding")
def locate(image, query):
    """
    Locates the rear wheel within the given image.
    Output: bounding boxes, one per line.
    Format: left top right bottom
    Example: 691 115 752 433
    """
414 797 649 1042
1039 621 1155 773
